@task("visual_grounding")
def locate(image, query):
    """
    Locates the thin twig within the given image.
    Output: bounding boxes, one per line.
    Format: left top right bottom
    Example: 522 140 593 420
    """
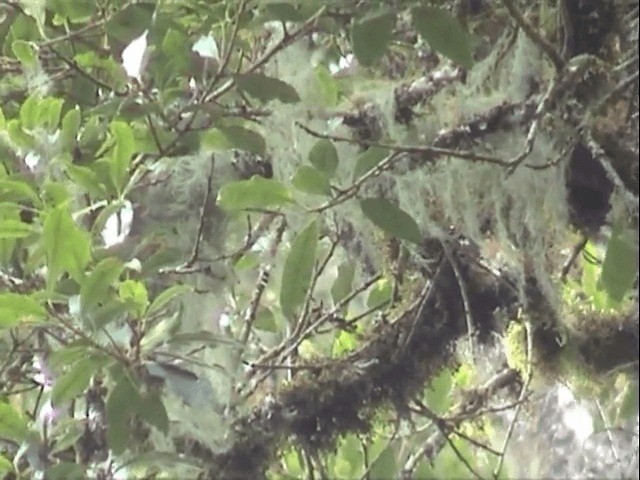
580 128 639 210
560 236 588 281
492 322 533 478
596 399 624 476
297 122 510 167
501 0 565 71
162 158 216 273
240 275 382 399
442 242 476 361
205 7 326 103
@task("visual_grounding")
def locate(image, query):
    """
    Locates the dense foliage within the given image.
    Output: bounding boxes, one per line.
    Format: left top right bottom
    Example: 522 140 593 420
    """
0 1 638 479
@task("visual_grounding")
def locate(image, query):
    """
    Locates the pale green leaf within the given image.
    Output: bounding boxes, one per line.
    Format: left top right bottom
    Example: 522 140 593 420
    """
331 261 355 308
367 277 392 309
314 65 339 107
263 2 307 22
424 368 453 414
60 108 81 148
136 393 169 434
235 73 300 104
147 284 192 316
106 370 140 455
291 166 331 196
254 308 277 332
352 147 389 181
52 357 108 405
350 11 395 66
47 462 85 480
332 330 358 356
308 139 339 176
0 455 13 476
0 293 46 329
0 179 41 205
280 219 319 318
43 205 91 283
0 402 30 442
37 97 64 131
109 121 136 194
0 218 36 239
166 330 239 348
64 164 108 198
80 257 124 311
360 198 422 244
20 95 39 130
11 40 37 66
6 120 35 149
368 443 396 479
412 6 473 68
599 225 638 304
118 279 148 317
218 176 294 210
139 308 182 351
202 126 266 156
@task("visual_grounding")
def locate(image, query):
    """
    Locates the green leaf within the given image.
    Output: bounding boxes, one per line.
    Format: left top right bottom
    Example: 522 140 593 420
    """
37 97 64 131
43 205 91 283
314 65 339 107
412 6 473 68
234 251 260 270
599 225 638 304
350 11 395 66
49 0 95 22
109 121 136 194
263 2 307 22
332 330 358 356
166 330 240 348
47 462 86 480
368 442 396 479
118 279 149 317
291 166 331 196
136 392 169 434
20 95 39 130
0 293 46 329
65 164 108 198
580 241 608 308
52 356 108 405
235 73 300 104
202 126 266 156
424 369 453 414
106 371 140 455
217 176 294 210
49 342 97 370
11 40 37 65
616 380 639 423
0 455 13 476
331 261 355 308
6 119 35 149
140 308 182 351
254 308 277 332
0 179 41 205
352 147 389 181
86 301 129 332
360 198 422 244
80 257 124 312
0 218 36 238
147 284 192 316
367 277 392 309
0 401 30 442
280 219 319 318
60 108 81 148
308 139 339 176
